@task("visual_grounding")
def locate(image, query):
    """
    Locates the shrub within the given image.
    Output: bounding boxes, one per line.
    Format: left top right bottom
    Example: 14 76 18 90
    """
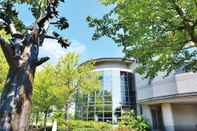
66 120 112 131
118 111 150 131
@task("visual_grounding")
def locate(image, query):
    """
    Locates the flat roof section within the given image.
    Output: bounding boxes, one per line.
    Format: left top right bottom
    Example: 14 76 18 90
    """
81 57 136 66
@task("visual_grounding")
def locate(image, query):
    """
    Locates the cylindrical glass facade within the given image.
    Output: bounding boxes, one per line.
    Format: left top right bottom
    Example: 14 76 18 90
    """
75 69 136 124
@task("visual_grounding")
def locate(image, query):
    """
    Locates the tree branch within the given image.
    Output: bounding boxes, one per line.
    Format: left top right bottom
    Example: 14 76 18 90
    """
44 35 70 48
37 0 59 29
35 57 50 66
0 16 18 35
170 0 191 22
169 0 197 43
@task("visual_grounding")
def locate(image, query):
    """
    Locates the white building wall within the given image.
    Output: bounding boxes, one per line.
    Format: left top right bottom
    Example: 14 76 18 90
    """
176 72 197 94
135 69 197 131
161 103 175 131
136 72 197 101
111 70 121 124
141 105 153 128
152 76 177 97
172 104 197 131
96 62 128 69
135 74 153 100
136 73 177 100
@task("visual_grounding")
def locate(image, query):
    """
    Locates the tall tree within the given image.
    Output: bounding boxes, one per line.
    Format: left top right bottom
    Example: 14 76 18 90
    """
87 0 197 79
0 0 70 130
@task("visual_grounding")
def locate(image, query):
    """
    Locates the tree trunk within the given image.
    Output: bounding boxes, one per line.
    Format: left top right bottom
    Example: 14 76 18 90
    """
44 111 48 131
35 112 39 128
64 103 69 131
0 42 39 131
0 0 68 130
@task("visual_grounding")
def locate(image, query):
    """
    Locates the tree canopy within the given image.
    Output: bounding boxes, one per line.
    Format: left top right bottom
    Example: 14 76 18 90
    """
31 52 101 129
0 0 68 32
55 52 100 108
33 65 58 113
87 0 197 79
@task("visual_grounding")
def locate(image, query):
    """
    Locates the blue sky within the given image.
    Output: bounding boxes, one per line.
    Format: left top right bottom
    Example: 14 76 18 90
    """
18 0 123 63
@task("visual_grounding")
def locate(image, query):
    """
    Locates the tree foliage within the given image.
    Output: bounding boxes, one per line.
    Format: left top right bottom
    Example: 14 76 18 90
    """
32 64 60 130
66 120 112 131
118 111 150 131
32 52 101 129
0 49 8 90
33 65 58 113
0 30 9 89
0 0 69 45
0 0 50 31
56 52 101 108
87 0 197 79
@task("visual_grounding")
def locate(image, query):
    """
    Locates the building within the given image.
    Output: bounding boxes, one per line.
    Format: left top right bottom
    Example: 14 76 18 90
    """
136 71 197 131
76 57 197 131
75 58 137 124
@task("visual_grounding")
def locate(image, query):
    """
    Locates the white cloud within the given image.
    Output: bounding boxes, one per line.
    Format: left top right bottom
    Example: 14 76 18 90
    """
39 39 86 63
67 40 86 54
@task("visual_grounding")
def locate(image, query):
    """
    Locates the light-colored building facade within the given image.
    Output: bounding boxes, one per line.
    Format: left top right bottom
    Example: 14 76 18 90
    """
136 71 197 131
75 58 137 124
76 57 197 131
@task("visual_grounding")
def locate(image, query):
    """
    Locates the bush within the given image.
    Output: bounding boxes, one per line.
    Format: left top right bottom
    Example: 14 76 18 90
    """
66 120 112 131
118 111 150 131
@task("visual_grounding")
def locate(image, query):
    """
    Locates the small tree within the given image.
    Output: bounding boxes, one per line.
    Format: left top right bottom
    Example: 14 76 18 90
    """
55 52 100 127
32 53 101 130
33 65 58 130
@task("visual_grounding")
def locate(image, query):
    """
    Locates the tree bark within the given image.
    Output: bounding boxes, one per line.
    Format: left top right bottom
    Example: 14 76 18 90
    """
0 1 69 130
35 112 39 128
0 42 39 131
64 103 69 131
43 111 48 131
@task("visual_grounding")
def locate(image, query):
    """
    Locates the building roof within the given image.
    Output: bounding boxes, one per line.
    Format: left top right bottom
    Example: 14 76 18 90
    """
81 57 136 66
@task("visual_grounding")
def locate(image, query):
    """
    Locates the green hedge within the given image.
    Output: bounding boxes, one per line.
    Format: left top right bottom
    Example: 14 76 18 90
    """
66 120 112 131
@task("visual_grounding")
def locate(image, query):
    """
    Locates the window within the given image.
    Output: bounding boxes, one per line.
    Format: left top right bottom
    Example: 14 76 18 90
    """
120 71 136 111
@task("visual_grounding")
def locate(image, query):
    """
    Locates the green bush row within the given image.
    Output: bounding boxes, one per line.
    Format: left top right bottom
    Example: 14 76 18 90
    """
66 120 112 131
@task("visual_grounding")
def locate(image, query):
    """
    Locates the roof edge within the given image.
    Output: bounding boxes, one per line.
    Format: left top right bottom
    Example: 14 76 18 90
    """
80 57 136 66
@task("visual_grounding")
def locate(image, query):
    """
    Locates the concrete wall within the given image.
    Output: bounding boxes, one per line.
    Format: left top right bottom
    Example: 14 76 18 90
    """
136 73 177 100
135 74 153 100
176 72 197 94
136 72 197 101
95 62 133 72
141 105 153 128
172 104 197 131
152 75 177 97
136 72 197 131
111 70 121 124
161 103 175 131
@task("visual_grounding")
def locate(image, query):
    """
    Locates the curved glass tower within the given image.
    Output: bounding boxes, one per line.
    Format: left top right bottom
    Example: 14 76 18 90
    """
75 58 136 124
